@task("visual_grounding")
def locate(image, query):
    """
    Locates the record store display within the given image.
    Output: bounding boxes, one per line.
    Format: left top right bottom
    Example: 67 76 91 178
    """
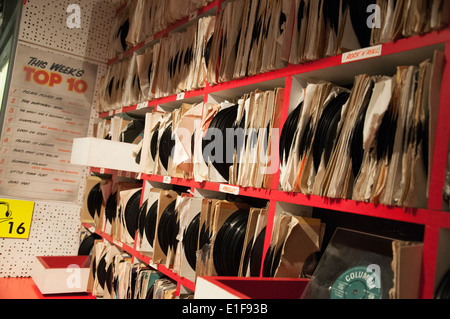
63 0 450 302
279 51 444 209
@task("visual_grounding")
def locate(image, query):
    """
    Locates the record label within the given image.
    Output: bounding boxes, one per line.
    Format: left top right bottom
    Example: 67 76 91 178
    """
331 266 381 299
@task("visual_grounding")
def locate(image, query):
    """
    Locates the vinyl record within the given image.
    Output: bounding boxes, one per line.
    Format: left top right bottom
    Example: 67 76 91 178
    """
159 123 175 171
124 190 142 240
350 106 368 177
117 18 130 52
105 192 117 224
183 213 201 271
262 243 284 277
87 183 103 219
138 200 148 239
330 266 382 299
150 125 160 161
145 200 158 248
202 105 239 182
312 92 349 172
348 0 375 49
106 262 114 294
157 200 179 256
199 221 211 249
213 210 249 276
96 254 108 289
302 228 395 299
376 106 398 162
262 245 275 277
279 103 302 167
78 233 102 256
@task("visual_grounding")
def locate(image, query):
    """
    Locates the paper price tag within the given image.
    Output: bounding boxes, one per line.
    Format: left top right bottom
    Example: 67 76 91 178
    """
137 102 148 109
0 198 34 239
219 184 240 195
88 226 96 233
149 261 158 270
100 168 105 174
176 92 185 100
163 176 172 184
342 45 382 64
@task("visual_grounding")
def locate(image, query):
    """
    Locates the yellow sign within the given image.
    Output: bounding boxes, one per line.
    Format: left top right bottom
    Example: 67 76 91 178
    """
0 198 34 239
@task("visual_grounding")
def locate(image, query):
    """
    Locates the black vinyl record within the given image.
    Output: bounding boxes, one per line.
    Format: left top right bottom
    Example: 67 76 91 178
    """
350 105 368 177
105 192 117 224
199 221 212 249
124 190 142 240
213 210 249 276
87 183 103 219
159 123 175 171
138 199 148 239
145 200 158 248
183 213 201 271
150 125 160 161
78 233 102 256
157 200 179 256
106 262 114 294
312 92 349 172
96 254 108 289
202 105 239 182
279 103 302 167
117 18 130 52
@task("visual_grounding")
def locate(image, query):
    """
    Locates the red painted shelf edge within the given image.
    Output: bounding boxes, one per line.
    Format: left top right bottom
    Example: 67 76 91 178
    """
139 173 450 229
87 169 450 228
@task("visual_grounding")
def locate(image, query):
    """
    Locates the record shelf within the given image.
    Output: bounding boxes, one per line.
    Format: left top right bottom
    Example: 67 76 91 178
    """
78 0 450 300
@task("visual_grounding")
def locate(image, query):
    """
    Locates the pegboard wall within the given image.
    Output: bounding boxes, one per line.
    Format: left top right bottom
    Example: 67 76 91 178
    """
19 0 117 64
0 202 82 277
0 1 116 278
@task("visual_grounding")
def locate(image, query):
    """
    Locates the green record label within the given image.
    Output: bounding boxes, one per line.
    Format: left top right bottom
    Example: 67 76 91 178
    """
331 266 382 299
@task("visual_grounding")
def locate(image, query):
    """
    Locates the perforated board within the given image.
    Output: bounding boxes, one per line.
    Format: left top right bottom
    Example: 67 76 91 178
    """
19 0 117 64
0 201 82 277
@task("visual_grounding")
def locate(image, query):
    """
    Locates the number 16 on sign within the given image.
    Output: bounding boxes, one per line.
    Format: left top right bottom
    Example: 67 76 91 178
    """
0 199 34 239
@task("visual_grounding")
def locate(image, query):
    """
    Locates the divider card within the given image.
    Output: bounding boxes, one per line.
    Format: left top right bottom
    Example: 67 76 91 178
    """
0 43 98 202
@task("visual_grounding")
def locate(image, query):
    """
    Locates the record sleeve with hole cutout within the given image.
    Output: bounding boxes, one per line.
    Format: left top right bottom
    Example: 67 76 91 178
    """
302 228 395 299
